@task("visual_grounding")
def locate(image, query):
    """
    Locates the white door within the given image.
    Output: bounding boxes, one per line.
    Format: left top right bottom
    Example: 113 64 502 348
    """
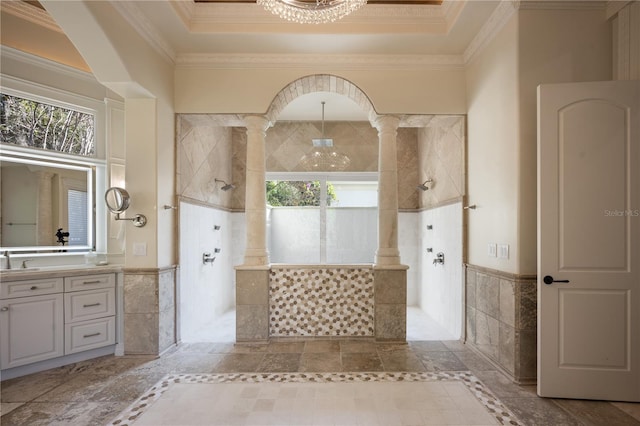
538 80 640 401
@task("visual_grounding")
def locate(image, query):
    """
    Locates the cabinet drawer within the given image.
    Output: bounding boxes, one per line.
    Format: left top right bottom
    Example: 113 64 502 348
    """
65 316 115 355
64 274 115 292
1 278 64 299
64 288 116 323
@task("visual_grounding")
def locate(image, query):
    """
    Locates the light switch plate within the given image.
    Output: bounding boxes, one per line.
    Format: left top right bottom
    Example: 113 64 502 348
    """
133 242 147 256
498 244 509 259
488 243 497 257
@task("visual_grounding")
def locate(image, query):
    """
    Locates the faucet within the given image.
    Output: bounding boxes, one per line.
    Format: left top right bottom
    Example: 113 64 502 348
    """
202 253 216 265
21 259 34 269
3 251 10 270
433 252 445 266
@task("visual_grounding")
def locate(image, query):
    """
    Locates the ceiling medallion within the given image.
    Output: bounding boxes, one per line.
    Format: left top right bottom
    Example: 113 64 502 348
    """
299 101 351 171
257 0 367 24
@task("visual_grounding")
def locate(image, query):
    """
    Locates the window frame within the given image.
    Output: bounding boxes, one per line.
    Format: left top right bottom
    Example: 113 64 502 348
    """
266 171 378 264
0 76 107 256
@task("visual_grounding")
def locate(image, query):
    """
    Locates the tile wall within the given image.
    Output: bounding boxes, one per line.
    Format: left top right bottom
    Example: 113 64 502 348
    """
269 267 375 337
177 116 235 209
465 265 537 383
419 202 463 340
232 122 419 211
178 202 235 342
417 116 466 209
123 267 176 355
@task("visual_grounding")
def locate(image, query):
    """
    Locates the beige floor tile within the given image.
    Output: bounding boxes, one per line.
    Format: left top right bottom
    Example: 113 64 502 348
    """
0 402 24 416
3 337 636 426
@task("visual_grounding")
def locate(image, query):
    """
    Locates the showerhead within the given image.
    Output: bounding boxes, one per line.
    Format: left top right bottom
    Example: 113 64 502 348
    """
417 179 433 191
215 178 236 191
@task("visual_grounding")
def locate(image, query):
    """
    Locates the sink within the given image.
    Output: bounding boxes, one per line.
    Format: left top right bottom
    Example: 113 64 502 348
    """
0 267 40 272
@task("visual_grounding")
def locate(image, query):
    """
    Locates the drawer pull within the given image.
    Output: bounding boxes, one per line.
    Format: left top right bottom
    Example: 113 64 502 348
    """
83 303 101 308
1 307 8 312
30 286 38 290
83 332 101 338
82 280 102 285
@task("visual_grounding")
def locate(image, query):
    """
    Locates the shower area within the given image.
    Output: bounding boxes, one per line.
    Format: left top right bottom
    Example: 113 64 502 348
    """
175 105 465 343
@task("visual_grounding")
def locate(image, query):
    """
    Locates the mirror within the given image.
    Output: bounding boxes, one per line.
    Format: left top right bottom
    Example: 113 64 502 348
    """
0 156 94 251
105 186 147 227
105 187 130 214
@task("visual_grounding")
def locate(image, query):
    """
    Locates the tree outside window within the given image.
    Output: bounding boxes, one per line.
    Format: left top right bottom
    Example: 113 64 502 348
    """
266 180 337 207
0 93 95 157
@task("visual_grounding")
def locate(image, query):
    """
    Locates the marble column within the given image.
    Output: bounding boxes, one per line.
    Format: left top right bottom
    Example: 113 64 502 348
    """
36 171 54 246
236 115 271 342
242 115 271 266
374 115 401 265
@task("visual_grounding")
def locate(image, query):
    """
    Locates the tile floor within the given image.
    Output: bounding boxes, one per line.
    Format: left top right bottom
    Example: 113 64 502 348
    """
181 307 455 344
1 338 639 425
110 372 515 426
0 308 640 426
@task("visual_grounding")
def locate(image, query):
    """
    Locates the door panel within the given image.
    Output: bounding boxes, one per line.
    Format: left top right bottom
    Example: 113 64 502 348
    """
559 100 629 270
538 80 639 401
559 289 628 369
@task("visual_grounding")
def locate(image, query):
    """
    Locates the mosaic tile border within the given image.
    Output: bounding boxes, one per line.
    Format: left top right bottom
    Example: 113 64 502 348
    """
269 268 375 337
108 371 523 426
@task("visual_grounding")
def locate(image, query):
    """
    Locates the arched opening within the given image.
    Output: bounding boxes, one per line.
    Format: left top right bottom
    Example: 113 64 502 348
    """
176 74 464 343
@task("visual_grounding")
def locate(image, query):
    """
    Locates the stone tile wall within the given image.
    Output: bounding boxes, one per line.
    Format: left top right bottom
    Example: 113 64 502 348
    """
181 119 419 212
235 122 419 210
374 268 408 341
269 268 374 337
123 267 176 355
417 116 466 209
465 264 537 383
236 266 407 342
176 115 235 210
236 268 270 342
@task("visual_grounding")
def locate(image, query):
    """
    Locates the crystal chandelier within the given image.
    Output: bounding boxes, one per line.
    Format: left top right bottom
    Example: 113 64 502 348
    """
257 0 367 24
299 101 351 171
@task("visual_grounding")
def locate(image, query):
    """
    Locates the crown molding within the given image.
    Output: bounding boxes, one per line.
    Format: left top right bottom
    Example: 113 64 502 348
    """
110 1 176 64
1 0 64 33
463 0 519 65
463 0 607 65
518 0 607 10
441 0 466 32
171 1 455 34
606 0 632 19
1 46 97 83
169 0 195 28
175 53 464 70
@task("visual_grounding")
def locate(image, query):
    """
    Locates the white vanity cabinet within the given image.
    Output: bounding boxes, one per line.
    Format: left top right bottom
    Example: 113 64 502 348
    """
64 274 116 354
0 269 120 376
0 278 65 369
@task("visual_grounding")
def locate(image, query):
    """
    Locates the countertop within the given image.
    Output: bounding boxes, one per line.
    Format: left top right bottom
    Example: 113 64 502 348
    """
0 264 123 282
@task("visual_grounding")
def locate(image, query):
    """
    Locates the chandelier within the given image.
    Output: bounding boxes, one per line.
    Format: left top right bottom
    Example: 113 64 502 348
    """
299 101 351 171
257 0 367 24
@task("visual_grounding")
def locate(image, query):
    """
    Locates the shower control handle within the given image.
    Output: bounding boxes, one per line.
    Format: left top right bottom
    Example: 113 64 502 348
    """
203 253 216 265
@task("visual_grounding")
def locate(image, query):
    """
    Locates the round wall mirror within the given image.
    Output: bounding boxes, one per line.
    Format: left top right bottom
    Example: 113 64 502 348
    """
105 187 130 214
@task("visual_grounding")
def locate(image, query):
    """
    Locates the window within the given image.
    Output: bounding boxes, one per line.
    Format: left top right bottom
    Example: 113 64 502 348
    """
1 93 95 157
267 173 378 264
67 188 89 246
0 82 105 254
